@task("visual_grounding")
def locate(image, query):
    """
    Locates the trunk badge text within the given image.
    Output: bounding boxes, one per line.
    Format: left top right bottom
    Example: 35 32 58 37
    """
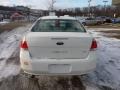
52 51 68 53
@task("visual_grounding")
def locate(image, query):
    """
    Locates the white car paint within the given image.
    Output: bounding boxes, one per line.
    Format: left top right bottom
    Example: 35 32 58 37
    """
20 16 97 75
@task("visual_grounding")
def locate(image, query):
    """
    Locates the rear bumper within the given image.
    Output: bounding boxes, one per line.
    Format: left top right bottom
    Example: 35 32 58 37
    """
20 50 97 75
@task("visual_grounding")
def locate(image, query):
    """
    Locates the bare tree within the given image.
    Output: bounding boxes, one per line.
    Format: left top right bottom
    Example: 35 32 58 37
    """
47 0 56 11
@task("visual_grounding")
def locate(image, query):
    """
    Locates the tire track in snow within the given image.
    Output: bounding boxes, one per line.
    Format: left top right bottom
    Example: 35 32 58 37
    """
0 24 31 81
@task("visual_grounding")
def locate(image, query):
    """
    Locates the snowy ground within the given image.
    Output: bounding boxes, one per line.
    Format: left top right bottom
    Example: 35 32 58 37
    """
0 20 9 25
0 24 30 81
0 25 120 90
82 30 120 90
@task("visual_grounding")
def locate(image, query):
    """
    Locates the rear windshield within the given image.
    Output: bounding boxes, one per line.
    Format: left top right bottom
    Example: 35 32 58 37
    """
31 19 86 32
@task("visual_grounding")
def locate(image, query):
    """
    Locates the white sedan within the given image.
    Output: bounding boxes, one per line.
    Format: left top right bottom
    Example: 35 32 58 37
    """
20 15 97 75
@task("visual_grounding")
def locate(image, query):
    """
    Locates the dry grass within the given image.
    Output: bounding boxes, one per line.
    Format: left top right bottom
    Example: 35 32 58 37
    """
99 30 120 39
102 34 120 39
110 35 120 39
87 23 120 28
0 21 29 33
99 30 120 34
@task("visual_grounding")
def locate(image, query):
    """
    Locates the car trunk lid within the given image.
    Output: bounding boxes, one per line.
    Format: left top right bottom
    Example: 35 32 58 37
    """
26 32 93 59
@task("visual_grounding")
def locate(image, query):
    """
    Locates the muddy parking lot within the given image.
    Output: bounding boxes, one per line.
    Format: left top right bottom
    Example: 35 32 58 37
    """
0 74 86 90
0 24 120 90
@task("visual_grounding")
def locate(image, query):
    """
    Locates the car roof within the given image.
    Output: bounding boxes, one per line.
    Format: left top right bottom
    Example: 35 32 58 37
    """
38 16 76 20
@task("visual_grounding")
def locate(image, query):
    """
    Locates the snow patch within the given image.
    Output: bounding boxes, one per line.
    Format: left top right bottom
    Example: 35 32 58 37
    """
0 24 31 80
88 28 120 31
0 21 9 25
84 29 120 89
0 64 20 81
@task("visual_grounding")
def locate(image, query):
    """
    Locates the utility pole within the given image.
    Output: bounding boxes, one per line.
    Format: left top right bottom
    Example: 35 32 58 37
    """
51 0 56 11
88 0 92 17
103 0 108 15
48 0 56 16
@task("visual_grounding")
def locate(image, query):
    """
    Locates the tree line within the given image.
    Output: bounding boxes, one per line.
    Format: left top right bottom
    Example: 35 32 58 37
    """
54 5 120 18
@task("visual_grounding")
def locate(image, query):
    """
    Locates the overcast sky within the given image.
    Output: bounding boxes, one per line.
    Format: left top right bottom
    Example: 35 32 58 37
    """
0 0 112 10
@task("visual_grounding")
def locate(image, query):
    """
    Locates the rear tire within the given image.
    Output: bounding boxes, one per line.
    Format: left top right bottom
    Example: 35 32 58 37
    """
20 70 36 78
82 22 86 26
97 22 101 25
30 75 35 78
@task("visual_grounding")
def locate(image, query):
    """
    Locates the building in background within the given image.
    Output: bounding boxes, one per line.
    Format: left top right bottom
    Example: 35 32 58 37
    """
0 5 48 20
10 12 25 21
112 0 120 6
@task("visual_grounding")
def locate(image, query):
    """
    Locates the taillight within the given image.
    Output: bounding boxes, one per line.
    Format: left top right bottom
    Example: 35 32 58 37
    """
20 40 28 50
90 39 97 51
